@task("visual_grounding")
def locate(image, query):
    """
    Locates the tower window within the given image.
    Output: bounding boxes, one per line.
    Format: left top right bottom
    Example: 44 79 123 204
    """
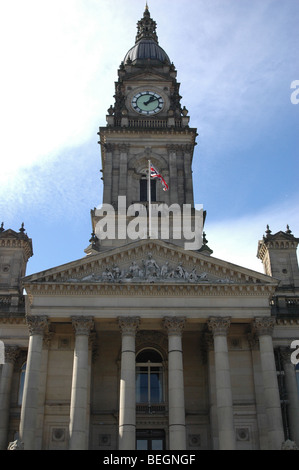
140 177 156 202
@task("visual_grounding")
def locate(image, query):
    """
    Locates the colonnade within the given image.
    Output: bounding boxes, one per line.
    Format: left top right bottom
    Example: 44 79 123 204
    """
0 315 298 450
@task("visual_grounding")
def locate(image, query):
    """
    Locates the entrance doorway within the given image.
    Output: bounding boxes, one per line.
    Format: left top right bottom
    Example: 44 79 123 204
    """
136 429 165 450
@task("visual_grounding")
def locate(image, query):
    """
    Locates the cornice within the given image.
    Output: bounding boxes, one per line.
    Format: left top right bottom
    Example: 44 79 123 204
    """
99 126 198 138
24 281 276 298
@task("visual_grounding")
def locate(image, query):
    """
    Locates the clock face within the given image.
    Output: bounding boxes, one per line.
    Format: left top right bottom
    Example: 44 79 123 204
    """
131 91 164 115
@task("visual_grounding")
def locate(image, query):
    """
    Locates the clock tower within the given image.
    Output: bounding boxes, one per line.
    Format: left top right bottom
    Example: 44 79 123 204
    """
87 5 200 253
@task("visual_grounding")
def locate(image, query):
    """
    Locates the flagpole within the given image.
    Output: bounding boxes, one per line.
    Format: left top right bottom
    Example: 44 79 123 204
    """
148 159 152 238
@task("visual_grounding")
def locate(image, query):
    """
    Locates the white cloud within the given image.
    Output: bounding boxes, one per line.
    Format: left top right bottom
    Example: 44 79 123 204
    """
206 197 299 273
0 0 119 183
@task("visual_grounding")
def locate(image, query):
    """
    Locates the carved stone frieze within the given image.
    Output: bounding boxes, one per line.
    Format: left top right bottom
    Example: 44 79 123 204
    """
66 252 235 286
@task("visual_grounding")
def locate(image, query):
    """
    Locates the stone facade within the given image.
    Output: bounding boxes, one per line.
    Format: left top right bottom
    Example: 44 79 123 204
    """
1 6 299 451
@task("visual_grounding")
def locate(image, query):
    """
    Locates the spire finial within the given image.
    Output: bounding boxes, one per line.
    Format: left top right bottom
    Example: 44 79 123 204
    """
136 3 158 43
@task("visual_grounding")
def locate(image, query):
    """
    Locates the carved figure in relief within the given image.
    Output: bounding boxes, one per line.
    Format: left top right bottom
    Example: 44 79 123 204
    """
112 264 121 279
127 261 141 278
102 267 114 281
160 261 169 278
188 267 198 282
143 253 160 277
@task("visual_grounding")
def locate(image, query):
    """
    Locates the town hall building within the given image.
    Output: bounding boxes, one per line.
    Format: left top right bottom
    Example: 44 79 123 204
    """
1 6 299 451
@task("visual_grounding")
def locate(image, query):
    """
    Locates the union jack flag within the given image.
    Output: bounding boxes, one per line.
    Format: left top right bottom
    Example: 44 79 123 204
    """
150 165 169 191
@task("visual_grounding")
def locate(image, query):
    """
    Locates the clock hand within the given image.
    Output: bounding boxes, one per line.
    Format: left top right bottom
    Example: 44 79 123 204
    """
144 96 158 106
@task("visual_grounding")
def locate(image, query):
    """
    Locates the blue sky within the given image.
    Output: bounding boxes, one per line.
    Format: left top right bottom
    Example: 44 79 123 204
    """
0 0 298 276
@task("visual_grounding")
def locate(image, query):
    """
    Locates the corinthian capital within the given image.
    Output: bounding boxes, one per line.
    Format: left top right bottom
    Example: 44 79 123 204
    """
253 317 275 337
118 316 140 336
71 316 94 336
207 317 231 337
163 317 185 336
26 315 49 336
5 345 20 364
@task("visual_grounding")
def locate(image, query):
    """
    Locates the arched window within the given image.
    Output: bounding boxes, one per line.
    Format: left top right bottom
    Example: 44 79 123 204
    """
136 349 163 404
18 362 26 405
140 175 156 202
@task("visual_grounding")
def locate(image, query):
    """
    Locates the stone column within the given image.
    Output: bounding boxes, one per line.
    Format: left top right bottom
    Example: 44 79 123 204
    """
280 347 299 445
0 346 19 449
19 315 49 450
118 316 140 450
208 317 236 450
163 316 186 450
36 331 52 450
253 317 285 450
69 316 94 450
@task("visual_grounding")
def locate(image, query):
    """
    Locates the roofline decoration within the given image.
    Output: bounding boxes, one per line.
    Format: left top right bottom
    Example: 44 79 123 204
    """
0 224 33 261
23 239 278 298
257 225 299 261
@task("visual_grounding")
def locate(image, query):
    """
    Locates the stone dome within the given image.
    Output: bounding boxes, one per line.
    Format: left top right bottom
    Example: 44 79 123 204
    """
124 38 170 65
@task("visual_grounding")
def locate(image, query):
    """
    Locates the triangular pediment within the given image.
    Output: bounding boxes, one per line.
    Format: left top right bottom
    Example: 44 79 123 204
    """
23 239 277 289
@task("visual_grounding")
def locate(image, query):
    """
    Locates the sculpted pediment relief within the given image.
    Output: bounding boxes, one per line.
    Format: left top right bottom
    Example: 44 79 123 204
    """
23 239 277 288
67 252 220 284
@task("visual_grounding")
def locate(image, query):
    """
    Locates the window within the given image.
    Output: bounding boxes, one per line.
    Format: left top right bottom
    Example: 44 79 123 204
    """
18 362 26 405
136 349 163 404
136 429 165 450
140 177 156 202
